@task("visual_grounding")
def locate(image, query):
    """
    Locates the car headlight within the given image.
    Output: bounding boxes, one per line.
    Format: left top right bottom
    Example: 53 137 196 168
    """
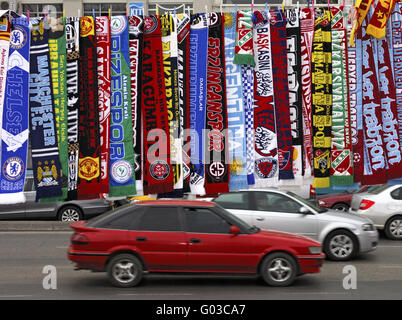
308 246 322 254
362 223 375 231
318 200 325 206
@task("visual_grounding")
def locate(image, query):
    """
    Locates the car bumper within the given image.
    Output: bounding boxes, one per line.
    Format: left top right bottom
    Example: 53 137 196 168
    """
296 254 325 274
67 246 109 271
356 230 379 253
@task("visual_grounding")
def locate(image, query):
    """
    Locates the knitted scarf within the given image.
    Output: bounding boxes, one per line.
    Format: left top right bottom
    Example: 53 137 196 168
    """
242 65 255 185
177 13 191 193
377 36 402 180
65 17 80 200
0 17 29 204
161 14 182 194
311 9 332 189
225 11 248 191
367 0 397 39
361 18 387 185
284 8 303 185
252 10 279 186
109 16 137 197
42 17 68 202
142 15 173 195
189 13 208 195
234 9 255 66
29 18 63 200
0 17 9 142
300 8 314 180
330 7 354 186
78 16 101 197
205 12 229 195
270 9 294 181
128 15 143 193
96 16 111 194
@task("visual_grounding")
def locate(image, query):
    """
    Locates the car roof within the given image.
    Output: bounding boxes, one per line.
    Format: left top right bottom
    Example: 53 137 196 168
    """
136 200 216 207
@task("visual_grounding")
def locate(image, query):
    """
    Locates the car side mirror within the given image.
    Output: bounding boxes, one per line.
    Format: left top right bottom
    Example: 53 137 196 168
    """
230 226 241 235
299 207 311 214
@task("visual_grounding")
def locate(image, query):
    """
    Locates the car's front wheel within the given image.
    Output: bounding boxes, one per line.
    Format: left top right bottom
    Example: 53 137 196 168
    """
107 254 143 288
324 230 358 261
259 252 298 287
57 205 83 222
385 216 402 240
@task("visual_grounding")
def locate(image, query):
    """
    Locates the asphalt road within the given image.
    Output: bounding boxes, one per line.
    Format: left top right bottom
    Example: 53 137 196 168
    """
1 231 402 300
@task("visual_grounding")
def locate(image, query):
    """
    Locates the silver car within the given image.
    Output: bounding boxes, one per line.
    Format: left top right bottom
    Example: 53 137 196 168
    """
213 189 379 261
0 176 113 221
350 184 402 240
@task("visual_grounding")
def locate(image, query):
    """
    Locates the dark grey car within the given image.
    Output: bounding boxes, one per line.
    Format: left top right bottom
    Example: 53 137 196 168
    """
0 176 113 221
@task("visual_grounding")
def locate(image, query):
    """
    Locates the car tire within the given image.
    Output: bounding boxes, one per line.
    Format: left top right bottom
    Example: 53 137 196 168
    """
332 203 350 212
57 205 83 222
384 216 402 240
107 254 143 288
259 252 298 287
324 230 358 261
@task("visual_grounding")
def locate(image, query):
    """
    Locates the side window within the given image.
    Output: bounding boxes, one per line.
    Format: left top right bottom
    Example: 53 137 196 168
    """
103 207 145 230
136 207 182 232
183 207 231 234
254 192 303 213
391 187 402 200
214 192 250 210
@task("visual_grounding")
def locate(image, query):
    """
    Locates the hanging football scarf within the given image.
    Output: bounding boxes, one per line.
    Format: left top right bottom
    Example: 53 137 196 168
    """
128 15 143 193
392 3 402 158
142 15 173 195
224 11 248 191
367 0 397 39
109 16 137 197
65 17 80 200
205 12 229 195
96 16 111 194
330 7 354 186
242 65 255 185
284 8 303 185
300 7 314 180
311 9 332 189
177 13 191 193
270 9 294 181
0 17 10 138
78 16 101 197
161 14 182 194
189 13 208 195
0 17 29 204
361 18 387 185
252 10 279 186
44 17 68 201
29 18 63 200
234 9 255 66
350 0 373 46
377 36 402 179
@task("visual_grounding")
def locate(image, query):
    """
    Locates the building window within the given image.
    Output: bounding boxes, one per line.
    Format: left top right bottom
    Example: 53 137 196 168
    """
83 3 127 16
148 3 193 15
21 3 63 18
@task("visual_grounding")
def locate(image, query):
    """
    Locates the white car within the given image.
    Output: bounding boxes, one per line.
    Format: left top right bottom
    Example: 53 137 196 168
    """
349 184 402 240
213 189 378 261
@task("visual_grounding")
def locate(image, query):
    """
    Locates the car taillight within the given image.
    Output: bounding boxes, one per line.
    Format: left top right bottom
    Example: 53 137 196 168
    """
359 199 375 210
71 233 90 245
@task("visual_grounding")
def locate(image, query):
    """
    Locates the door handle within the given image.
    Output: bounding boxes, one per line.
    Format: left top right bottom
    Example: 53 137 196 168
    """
190 238 201 243
136 237 147 242
256 217 265 221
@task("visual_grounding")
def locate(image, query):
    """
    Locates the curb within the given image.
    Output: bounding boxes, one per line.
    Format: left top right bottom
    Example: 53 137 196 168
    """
0 221 72 231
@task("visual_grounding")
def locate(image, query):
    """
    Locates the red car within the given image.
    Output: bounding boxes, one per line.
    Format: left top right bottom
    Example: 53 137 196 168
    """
316 185 377 212
68 200 324 287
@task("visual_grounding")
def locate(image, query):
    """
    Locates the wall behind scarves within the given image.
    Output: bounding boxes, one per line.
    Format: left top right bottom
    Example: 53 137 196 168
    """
0 2 401 204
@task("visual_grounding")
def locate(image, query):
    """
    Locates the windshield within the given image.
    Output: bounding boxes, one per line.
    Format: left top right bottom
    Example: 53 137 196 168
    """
287 192 328 213
214 204 260 234
368 184 392 194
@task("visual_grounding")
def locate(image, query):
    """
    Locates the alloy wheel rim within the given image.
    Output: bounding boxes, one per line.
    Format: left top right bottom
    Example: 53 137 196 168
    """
335 205 348 212
329 234 353 258
61 209 80 222
113 260 137 284
390 220 402 238
268 258 292 282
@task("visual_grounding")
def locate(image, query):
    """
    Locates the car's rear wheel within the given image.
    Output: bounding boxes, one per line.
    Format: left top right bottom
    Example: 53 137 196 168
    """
259 252 297 287
324 230 358 261
332 203 350 212
57 205 83 222
107 254 143 288
385 216 402 240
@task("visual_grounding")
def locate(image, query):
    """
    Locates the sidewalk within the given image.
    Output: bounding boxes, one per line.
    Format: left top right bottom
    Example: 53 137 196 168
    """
0 221 72 231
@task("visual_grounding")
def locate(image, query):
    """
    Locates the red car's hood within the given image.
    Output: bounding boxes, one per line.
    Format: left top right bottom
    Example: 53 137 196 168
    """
255 229 320 245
